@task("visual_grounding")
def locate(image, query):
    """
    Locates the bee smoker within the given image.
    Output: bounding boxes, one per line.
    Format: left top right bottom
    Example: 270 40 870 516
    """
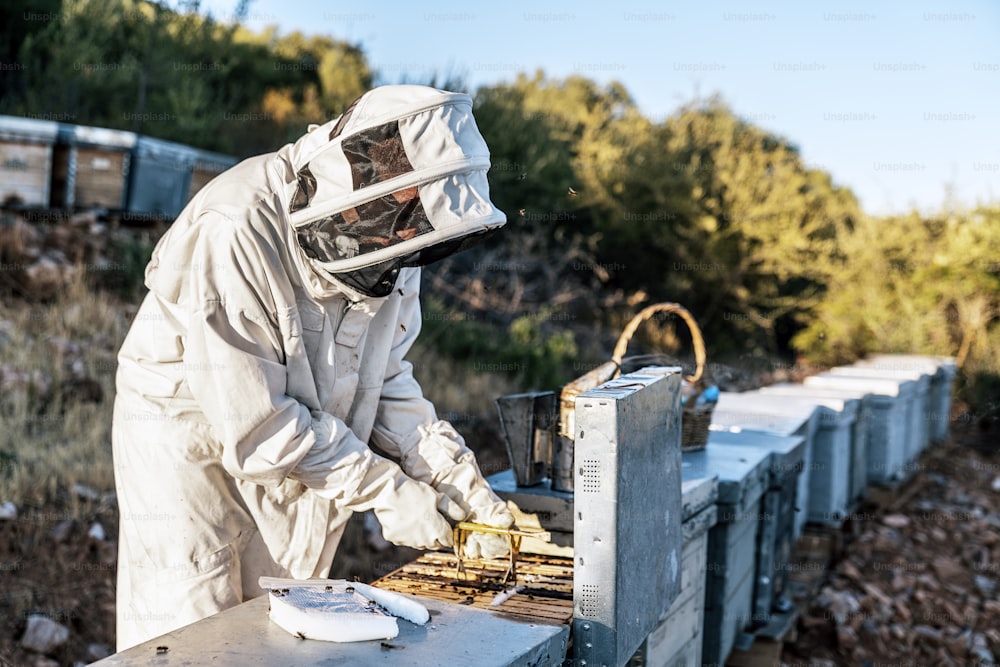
496 360 620 493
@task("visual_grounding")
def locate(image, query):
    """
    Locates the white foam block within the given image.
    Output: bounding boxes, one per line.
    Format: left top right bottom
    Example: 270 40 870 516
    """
260 578 401 643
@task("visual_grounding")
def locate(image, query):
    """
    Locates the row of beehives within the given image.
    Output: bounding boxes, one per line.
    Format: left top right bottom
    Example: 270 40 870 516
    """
0 114 237 220
635 353 958 667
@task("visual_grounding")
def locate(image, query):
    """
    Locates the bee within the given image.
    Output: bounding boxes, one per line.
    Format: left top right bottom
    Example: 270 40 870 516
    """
296 631 307 640
155 646 169 654
381 641 404 650
518 208 526 217
397 288 404 296
346 585 355 593
400 323 407 332
567 187 578 197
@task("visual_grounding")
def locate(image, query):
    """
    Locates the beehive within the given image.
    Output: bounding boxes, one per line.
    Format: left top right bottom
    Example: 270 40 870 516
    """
683 442 771 667
803 373 915 485
710 396 817 539
52 123 136 210
707 430 805 632
126 136 197 218
827 365 932 463
0 115 58 208
636 473 719 666
752 386 866 518
857 354 958 445
187 147 238 203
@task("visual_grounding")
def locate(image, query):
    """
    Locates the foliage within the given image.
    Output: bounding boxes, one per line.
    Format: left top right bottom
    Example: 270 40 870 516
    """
3 0 372 157
418 296 579 391
794 205 1000 416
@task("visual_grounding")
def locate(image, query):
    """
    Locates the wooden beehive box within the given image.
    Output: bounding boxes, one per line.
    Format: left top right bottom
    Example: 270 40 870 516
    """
0 115 59 208
187 148 238 203
374 551 574 626
52 124 137 211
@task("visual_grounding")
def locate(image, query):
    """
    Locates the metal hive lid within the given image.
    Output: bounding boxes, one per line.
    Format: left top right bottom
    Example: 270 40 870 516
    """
681 443 771 513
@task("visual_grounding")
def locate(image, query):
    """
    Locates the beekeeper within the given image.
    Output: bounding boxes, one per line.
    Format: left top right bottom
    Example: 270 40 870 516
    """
112 85 514 650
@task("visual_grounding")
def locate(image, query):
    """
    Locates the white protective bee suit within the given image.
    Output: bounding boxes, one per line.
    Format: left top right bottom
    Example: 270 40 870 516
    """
112 85 513 650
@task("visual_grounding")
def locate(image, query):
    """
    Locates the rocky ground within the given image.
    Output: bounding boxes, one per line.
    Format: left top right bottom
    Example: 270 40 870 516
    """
783 413 1000 667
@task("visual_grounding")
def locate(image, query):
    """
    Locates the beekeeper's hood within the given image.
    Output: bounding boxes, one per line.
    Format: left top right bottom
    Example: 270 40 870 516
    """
279 85 506 298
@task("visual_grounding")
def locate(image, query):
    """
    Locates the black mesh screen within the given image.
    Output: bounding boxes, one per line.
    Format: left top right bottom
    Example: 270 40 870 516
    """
342 120 415 190
296 187 434 264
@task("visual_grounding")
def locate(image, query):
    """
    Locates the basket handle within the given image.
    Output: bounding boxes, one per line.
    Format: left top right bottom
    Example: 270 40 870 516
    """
611 302 706 384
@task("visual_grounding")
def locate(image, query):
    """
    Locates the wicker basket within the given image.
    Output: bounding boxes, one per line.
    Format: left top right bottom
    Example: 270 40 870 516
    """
610 303 713 452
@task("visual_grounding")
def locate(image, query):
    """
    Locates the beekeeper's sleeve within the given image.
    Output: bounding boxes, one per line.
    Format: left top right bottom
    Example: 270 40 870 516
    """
178 219 444 534
369 268 514 533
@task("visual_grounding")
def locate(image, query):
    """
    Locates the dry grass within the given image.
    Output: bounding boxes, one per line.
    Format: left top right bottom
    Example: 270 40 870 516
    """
0 273 129 512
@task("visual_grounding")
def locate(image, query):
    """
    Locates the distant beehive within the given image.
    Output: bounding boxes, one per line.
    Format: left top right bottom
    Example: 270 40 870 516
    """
126 136 200 219
0 115 59 208
52 123 137 211
187 148 239 204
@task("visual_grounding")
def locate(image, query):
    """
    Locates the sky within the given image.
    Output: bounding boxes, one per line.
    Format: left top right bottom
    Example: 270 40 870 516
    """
196 0 999 217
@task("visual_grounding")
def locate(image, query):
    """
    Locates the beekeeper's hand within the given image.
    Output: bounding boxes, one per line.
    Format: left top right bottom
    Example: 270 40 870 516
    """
400 421 515 558
346 454 460 551
462 502 515 560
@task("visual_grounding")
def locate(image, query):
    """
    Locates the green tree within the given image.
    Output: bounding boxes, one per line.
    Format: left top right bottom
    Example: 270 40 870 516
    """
586 96 861 354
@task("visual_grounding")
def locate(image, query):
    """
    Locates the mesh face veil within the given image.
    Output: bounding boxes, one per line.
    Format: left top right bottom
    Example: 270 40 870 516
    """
284 86 507 297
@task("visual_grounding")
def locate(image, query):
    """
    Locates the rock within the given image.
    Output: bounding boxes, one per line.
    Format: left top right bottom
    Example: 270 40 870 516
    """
894 598 912 623
86 643 112 661
817 587 862 625
945 628 971 661
883 513 910 528
19 614 70 653
975 574 996 595
46 335 82 358
985 627 1000 653
72 483 101 501
913 624 943 647
836 625 859 651
862 581 893 607
839 559 863 582
971 632 994 665
49 519 74 542
23 252 77 298
932 556 965 581
0 500 16 520
0 364 53 398
87 521 105 541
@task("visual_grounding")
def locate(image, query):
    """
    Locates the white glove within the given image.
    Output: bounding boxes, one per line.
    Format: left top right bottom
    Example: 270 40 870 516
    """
401 421 515 559
463 506 515 560
343 452 461 551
